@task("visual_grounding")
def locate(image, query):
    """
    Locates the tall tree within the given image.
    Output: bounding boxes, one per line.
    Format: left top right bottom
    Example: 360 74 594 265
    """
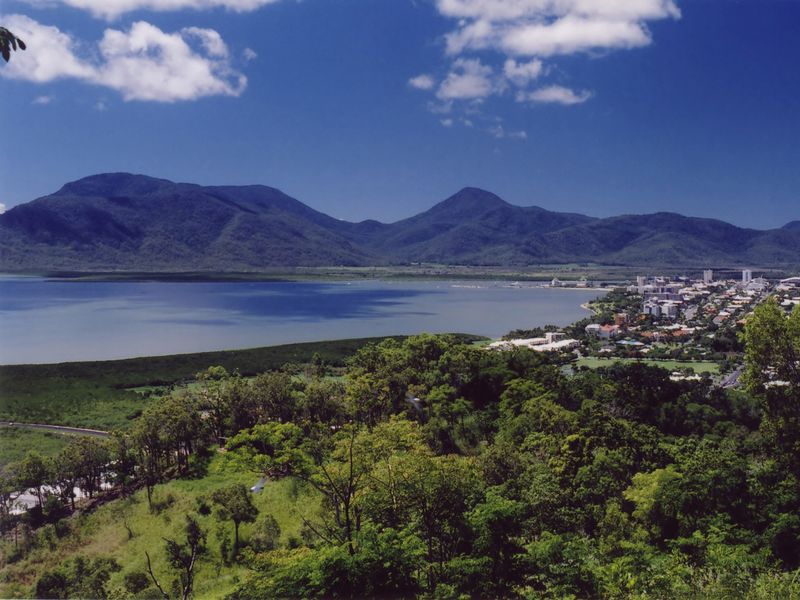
146 516 207 600
743 300 800 473
211 483 258 555
13 452 52 508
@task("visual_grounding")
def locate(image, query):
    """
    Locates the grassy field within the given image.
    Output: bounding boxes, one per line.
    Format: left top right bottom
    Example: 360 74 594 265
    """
0 454 319 599
0 428 75 471
576 357 720 374
0 335 482 430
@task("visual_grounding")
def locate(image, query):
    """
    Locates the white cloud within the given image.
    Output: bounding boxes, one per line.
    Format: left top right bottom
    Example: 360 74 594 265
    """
0 15 247 102
97 21 245 101
499 15 652 57
409 73 436 90
32 94 54 104
519 85 592 105
24 0 284 21
243 47 257 61
182 26 228 57
503 58 543 86
436 58 499 100
438 0 679 57
0 15 95 82
440 118 454 127
487 123 527 139
410 0 680 116
0 203 6 214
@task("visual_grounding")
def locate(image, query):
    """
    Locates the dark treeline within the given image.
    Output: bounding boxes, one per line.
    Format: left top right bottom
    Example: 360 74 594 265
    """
2 301 799 598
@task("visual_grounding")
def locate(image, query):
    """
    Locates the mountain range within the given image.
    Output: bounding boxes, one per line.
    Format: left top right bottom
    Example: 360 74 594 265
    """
1 173 798 271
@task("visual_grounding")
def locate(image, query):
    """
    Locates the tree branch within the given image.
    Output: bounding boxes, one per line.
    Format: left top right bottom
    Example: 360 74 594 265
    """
145 550 170 600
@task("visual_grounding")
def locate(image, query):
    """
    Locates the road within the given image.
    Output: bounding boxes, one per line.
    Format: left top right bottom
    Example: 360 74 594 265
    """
0 421 110 438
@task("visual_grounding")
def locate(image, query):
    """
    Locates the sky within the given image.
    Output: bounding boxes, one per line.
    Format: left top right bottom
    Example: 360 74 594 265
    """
0 0 798 229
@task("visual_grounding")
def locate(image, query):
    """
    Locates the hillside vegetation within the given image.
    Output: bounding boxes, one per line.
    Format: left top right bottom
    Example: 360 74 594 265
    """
2 303 799 598
0 335 480 429
0 456 318 598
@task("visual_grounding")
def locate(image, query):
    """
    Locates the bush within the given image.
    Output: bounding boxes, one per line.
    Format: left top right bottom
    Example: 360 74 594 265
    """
150 491 176 514
250 514 281 552
123 570 150 594
196 496 211 516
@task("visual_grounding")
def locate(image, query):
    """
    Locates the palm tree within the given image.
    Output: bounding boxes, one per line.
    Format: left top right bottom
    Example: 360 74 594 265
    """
0 27 26 62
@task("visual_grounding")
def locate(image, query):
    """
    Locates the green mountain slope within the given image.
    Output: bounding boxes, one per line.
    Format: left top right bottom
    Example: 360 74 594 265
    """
0 174 376 270
1 173 798 270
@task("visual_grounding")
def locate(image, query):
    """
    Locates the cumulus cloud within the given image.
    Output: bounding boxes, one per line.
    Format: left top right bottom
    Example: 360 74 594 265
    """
32 94 54 104
408 73 435 90
243 47 257 61
23 0 284 20
519 85 592 105
503 58 543 86
436 58 499 100
0 14 247 102
411 0 680 125
438 0 679 57
0 15 95 82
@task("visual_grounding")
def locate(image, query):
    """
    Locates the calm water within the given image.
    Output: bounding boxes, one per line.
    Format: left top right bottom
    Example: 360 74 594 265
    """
0 276 603 364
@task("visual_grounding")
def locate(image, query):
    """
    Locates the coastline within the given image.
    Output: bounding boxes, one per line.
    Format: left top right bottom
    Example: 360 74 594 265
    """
1 266 629 285
580 301 602 315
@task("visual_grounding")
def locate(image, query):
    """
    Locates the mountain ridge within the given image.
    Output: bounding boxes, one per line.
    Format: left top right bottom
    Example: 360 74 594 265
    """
1 173 797 270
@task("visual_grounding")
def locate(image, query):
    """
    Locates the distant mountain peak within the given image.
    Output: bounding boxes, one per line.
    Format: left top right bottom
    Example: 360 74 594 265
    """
783 220 800 231
428 187 509 216
55 173 175 198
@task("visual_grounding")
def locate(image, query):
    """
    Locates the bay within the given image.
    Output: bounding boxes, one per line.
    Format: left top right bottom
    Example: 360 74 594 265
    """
0 276 603 364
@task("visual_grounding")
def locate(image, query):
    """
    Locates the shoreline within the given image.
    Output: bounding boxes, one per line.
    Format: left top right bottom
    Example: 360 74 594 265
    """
580 301 602 315
0 334 488 369
1 267 630 284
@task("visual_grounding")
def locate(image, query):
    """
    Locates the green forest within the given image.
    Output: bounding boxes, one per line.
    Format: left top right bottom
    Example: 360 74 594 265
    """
1 300 799 599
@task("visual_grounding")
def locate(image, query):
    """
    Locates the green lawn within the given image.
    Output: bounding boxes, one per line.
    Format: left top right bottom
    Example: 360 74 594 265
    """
576 357 720 374
0 454 320 599
0 335 483 431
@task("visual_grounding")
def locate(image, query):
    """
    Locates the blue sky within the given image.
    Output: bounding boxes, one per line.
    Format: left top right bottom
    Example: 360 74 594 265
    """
0 0 798 229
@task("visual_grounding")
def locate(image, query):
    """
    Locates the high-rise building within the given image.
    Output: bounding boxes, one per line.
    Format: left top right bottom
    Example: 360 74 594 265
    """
742 269 752 284
703 269 713 284
636 276 646 293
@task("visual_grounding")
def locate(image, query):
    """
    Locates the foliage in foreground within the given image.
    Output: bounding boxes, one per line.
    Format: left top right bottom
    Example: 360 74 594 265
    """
2 304 799 598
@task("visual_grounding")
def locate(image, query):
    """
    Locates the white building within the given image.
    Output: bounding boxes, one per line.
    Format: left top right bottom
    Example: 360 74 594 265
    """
662 303 680 319
636 276 646 294
779 276 800 288
488 336 578 352
703 269 713 284
530 339 580 352
742 269 752 284
643 302 662 318
585 324 602 336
